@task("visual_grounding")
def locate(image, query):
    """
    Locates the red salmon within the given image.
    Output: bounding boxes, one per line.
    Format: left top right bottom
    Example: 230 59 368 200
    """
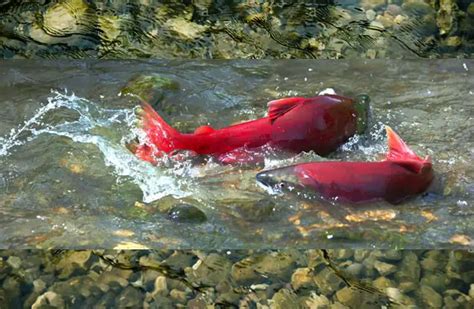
256 126 434 204
134 94 368 164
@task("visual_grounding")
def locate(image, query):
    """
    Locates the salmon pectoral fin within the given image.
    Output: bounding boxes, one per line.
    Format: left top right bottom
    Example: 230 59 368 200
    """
267 97 305 123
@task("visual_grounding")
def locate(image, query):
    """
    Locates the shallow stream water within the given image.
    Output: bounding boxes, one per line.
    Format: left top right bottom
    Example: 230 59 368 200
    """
0 59 472 249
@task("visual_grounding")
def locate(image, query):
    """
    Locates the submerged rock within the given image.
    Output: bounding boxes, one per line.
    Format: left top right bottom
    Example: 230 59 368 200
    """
31 292 65 309
291 268 314 290
152 276 168 297
42 0 95 36
313 267 344 295
231 251 297 285
270 288 299 309
443 289 472 308
120 74 179 105
6 256 21 269
167 203 207 224
335 287 365 308
185 253 232 286
395 252 420 282
236 199 278 222
419 285 443 308
374 260 397 276
165 17 208 41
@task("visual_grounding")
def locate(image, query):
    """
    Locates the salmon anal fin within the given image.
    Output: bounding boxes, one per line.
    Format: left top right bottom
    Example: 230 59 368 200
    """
267 97 304 123
194 125 215 135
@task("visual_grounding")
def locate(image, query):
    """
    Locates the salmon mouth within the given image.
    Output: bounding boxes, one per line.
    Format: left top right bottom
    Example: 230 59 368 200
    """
256 167 301 195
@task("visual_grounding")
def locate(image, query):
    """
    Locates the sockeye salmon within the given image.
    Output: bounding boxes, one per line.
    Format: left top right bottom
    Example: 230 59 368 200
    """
134 94 370 164
256 126 434 204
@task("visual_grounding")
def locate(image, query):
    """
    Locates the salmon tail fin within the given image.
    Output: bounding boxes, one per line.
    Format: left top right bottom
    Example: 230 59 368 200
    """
385 126 426 162
136 101 182 153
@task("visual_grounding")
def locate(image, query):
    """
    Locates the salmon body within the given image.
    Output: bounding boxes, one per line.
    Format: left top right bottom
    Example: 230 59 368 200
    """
135 94 368 164
256 127 434 204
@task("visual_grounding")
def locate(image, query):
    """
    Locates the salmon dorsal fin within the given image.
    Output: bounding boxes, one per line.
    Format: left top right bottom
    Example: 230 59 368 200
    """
385 126 424 162
267 97 304 123
194 125 215 134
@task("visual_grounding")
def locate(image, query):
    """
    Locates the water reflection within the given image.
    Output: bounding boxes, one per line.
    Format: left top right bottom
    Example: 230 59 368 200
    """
0 1 473 59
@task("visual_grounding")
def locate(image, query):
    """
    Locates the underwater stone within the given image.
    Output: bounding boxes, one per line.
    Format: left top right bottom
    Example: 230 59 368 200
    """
152 276 168 297
148 295 174 308
374 260 397 276
328 249 353 260
366 9 377 21
420 273 447 293
419 285 443 308
303 293 331 307
395 252 420 282
313 267 344 295
442 289 472 308
345 263 364 277
55 251 91 279
231 252 297 285
270 288 299 309
165 17 208 41
236 199 277 222
291 268 314 290
398 281 418 293
117 286 144 308
98 15 122 42
186 253 231 286
421 251 445 272
167 203 207 224
373 276 395 290
381 250 403 261
169 289 188 304
402 0 434 16
386 287 416 306
42 0 94 36
360 0 386 10
354 250 370 262
386 4 402 16
444 36 462 47
437 0 458 36
120 74 180 105
335 287 365 308
468 3 474 16
32 292 65 309
6 256 21 269
33 279 47 294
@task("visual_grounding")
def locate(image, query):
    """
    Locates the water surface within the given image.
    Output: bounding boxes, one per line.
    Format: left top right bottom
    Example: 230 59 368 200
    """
0 59 472 249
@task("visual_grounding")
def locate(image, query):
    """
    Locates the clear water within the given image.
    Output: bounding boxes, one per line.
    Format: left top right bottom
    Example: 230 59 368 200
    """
0 59 472 249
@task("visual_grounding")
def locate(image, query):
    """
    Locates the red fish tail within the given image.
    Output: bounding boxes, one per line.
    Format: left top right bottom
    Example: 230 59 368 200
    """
385 126 429 163
137 102 182 153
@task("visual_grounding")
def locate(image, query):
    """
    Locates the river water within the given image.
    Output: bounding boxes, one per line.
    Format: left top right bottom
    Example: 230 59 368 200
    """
0 59 472 249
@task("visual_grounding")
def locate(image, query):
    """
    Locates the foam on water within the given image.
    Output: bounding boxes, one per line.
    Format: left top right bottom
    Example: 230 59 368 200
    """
0 90 191 203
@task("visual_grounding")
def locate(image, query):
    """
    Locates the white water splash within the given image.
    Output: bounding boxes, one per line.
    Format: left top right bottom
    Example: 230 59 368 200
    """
0 90 190 202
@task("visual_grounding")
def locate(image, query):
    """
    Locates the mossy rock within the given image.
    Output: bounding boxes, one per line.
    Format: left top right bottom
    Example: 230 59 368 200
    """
120 74 180 105
167 203 207 224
